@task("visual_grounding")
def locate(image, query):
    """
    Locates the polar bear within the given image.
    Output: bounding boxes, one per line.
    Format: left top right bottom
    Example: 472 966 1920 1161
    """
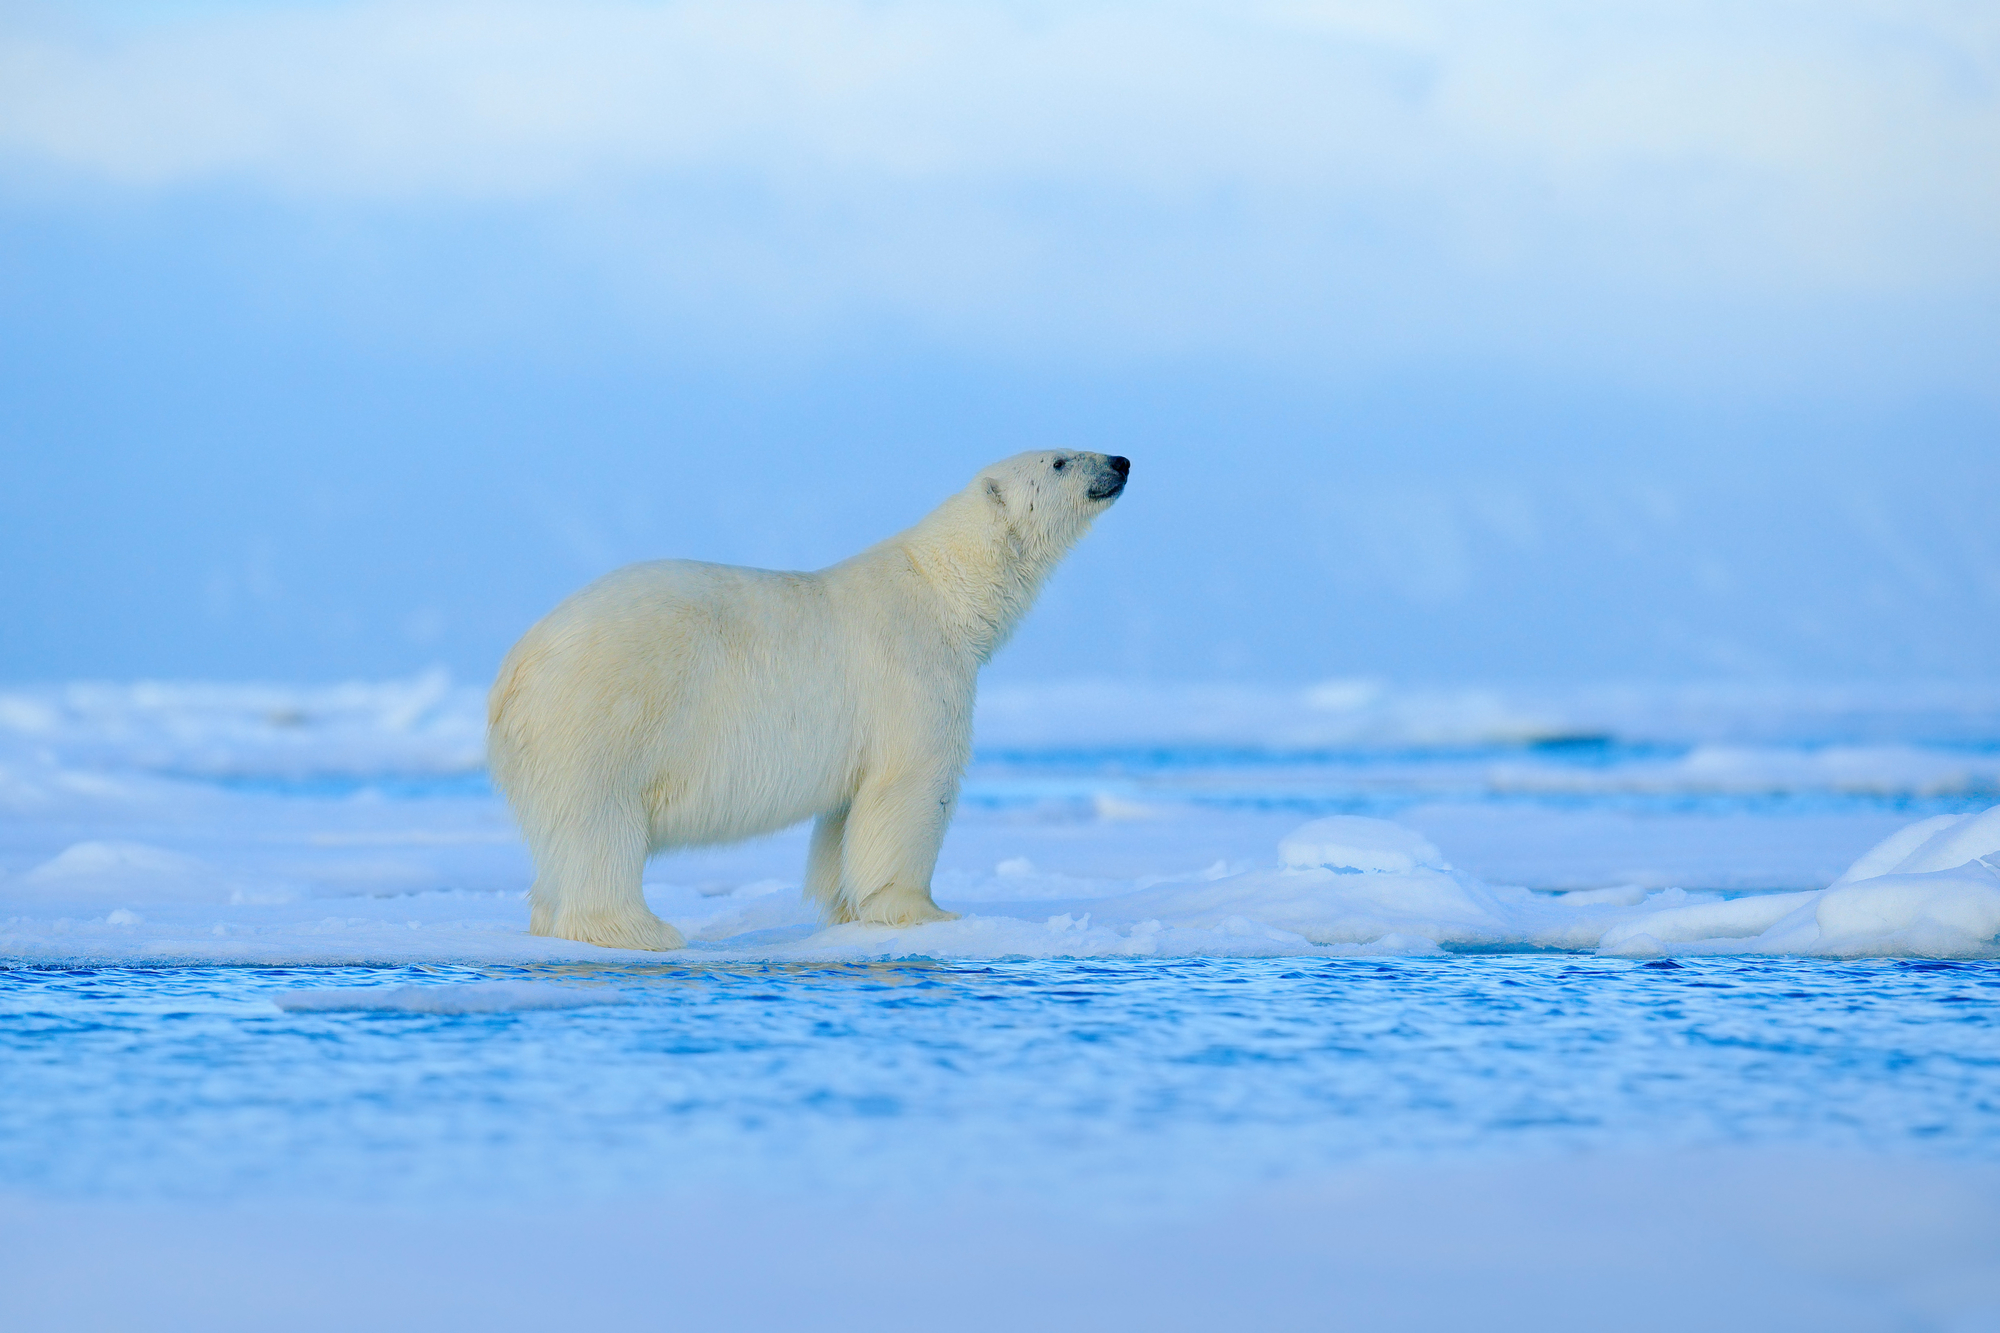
487 451 1130 950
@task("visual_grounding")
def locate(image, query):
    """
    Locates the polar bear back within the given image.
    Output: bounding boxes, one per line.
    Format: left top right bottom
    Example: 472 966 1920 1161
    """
488 554 973 851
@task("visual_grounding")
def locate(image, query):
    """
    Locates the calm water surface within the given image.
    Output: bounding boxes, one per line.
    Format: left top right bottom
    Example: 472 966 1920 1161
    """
3 956 1996 1206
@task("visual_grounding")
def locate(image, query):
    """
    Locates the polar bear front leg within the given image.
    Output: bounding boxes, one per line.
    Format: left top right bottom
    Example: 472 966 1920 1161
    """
839 774 961 927
525 804 685 951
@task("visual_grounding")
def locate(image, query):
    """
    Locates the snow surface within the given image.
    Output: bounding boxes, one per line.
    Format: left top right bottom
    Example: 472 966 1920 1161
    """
4 676 1998 963
4 798 1995 964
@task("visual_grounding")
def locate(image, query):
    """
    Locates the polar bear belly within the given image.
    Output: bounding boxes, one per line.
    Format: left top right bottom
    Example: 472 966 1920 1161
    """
636 661 864 851
495 561 865 851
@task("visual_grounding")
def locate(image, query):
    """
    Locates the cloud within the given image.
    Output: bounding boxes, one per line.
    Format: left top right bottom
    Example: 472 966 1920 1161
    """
1 1 1995 372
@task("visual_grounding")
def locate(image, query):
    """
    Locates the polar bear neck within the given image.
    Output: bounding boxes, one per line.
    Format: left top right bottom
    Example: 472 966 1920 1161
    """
894 487 1081 664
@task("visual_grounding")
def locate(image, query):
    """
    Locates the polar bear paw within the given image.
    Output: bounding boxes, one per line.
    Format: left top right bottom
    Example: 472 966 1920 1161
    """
536 910 686 952
859 890 960 928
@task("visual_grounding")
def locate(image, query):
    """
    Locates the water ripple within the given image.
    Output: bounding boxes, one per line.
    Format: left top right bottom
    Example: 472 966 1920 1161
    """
2 956 1997 1205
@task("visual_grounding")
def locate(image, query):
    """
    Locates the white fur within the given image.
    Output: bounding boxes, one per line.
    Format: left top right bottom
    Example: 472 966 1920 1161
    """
487 450 1128 950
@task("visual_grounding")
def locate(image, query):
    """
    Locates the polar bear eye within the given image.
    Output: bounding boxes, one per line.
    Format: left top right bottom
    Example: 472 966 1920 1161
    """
1052 458 1067 472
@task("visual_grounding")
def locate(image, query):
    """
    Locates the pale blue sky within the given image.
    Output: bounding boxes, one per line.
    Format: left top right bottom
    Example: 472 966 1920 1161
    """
3 1 1996 683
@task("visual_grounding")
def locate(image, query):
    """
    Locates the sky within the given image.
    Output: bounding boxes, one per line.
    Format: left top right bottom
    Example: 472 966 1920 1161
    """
2 0 1997 685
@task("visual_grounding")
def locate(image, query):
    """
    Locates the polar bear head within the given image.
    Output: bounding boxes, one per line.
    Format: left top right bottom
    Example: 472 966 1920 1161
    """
978 450 1130 554
903 451 1130 660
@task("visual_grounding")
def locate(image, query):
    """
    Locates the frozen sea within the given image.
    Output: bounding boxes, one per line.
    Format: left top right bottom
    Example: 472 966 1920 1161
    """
4 676 2000 1331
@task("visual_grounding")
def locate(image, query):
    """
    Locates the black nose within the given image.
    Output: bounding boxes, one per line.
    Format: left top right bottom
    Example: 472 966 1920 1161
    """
1087 455 1130 501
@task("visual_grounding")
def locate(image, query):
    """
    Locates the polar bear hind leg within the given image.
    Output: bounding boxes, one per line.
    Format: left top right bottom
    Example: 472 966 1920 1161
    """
524 802 685 951
805 807 858 924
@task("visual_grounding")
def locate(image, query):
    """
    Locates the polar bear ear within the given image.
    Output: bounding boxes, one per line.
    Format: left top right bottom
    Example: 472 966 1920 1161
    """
984 478 1008 511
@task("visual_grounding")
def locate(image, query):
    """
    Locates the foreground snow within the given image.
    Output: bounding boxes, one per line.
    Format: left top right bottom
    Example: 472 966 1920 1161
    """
6 1153 1996 1333
5 803 1996 965
4 675 1998 963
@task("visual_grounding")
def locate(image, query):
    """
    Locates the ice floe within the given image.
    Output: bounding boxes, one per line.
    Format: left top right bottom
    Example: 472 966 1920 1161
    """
1107 808 2000 960
3 673 1998 963
9 806 1994 964
1598 806 2000 959
701 805 2000 961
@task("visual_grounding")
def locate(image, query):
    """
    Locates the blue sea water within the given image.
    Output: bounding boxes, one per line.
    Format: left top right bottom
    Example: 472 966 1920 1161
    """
4 955 1996 1208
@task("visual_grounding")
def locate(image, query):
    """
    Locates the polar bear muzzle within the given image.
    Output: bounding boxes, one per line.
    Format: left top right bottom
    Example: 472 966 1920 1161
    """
1087 455 1131 501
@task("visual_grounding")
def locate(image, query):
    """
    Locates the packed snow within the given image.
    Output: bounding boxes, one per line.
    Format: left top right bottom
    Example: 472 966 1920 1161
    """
4 800 1995 964
1596 807 2000 959
3 676 1997 964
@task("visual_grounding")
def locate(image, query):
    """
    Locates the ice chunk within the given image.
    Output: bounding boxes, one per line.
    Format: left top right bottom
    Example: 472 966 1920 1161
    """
1101 864 1505 946
1832 810 2000 885
1829 814 1964 886
1809 864 2000 954
1598 892 1819 955
1892 806 2000 876
1601 807 2000 958
1278 817 1448 874
1081 820 1620 951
